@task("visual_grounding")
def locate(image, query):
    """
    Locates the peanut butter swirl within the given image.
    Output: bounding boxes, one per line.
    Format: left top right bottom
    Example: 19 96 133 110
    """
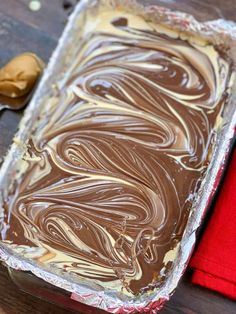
0 9 232 295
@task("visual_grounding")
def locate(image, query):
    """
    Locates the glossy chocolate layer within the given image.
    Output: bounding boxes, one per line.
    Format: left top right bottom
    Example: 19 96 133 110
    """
0 9 231 295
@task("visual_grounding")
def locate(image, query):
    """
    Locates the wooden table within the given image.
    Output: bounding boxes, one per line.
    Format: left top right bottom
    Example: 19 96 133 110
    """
0 1 235 313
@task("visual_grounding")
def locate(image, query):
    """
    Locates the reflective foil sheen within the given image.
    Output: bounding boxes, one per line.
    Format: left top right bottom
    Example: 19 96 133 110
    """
0 1 236 313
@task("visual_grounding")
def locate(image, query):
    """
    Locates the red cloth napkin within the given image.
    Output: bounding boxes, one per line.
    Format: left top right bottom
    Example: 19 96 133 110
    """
190 147 236 300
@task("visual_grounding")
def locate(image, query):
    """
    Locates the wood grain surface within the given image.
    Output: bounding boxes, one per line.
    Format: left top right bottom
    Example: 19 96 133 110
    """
0 1 235 313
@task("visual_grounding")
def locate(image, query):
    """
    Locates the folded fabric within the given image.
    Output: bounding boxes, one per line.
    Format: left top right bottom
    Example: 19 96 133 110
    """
190 147 236 300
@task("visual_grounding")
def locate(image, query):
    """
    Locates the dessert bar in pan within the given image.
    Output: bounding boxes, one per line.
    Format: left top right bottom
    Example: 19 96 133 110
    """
0 0 236 312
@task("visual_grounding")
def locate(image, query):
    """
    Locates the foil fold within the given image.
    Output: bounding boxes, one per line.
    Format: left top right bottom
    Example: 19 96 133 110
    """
0 0 236 313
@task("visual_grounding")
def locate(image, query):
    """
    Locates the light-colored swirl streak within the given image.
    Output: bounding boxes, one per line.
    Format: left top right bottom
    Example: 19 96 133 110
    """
1 9 232 294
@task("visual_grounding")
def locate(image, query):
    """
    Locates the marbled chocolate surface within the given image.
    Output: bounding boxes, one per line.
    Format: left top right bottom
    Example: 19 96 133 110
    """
0 9 232 295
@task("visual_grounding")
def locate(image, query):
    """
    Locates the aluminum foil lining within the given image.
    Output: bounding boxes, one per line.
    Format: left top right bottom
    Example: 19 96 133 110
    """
0 0 236 313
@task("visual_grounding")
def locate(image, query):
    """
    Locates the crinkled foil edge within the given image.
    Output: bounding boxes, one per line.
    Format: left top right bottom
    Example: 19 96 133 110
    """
0 0 236 313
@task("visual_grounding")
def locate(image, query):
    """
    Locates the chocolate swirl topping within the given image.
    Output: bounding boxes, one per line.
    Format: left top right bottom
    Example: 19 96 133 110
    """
0 10 232 295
